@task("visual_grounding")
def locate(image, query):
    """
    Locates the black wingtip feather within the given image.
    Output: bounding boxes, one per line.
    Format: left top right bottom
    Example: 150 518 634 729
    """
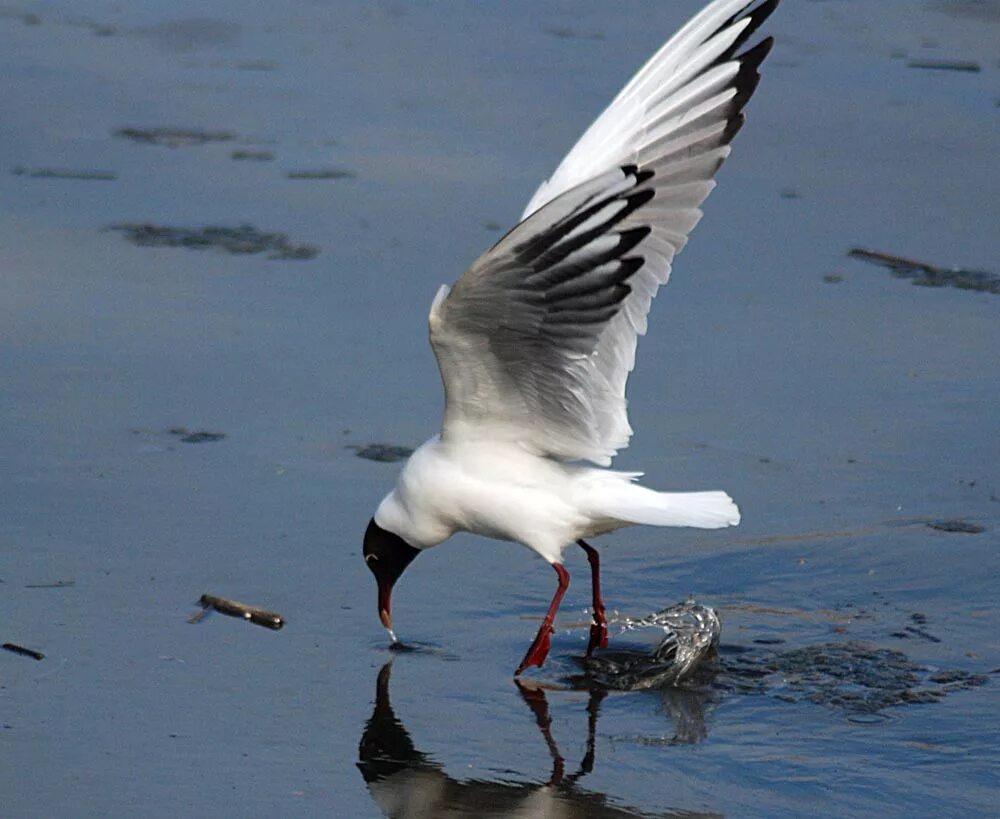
628 187 656 211
705 5 778 149
617 257 644 281
634 168 655 186
618 226 651 257
722 112 746 146
731 37 773 113
739 35 775 74
620 164 655 187
720 0 780 63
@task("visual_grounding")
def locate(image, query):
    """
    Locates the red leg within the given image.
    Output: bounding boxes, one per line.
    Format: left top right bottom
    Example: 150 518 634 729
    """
577 540 608 655
515 563 570 675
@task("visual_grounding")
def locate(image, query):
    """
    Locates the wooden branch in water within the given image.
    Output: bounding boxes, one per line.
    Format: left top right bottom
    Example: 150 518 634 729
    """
847 248 941 274
190 594 285 630
3 642 45 660
847 248 1000 293
907 59 980 73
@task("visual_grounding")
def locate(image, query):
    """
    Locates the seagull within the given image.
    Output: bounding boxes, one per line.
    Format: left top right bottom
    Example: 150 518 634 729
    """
363 0 778 675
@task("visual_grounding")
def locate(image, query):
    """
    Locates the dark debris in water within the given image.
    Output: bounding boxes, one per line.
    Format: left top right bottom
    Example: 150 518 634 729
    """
715 642 988 714
231 149 275 162
848 247 1000 294
568 601 989 718
168 427 226 444
190 593 284 630
890 612 942 643
348 444 414 463
907 58 980 72
108 223 319 260
890 627 941 643
113 127 236 148
12 166 117 181
927 519 985 534
2 642 45 661
285 168 355 180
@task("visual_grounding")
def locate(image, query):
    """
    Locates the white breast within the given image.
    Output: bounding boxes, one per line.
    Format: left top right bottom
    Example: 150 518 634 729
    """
375 435 595 563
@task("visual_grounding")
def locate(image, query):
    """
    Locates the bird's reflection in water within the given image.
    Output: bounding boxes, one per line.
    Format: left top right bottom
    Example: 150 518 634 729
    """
357 662 719 818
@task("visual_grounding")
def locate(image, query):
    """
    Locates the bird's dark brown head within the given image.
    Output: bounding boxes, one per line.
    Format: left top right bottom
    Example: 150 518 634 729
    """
363 518 420 632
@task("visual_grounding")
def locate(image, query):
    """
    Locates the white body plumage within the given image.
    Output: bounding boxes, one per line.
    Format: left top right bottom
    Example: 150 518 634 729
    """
375 435 740 565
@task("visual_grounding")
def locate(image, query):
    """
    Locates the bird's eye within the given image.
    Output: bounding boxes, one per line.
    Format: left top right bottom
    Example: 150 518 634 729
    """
365 553 379 563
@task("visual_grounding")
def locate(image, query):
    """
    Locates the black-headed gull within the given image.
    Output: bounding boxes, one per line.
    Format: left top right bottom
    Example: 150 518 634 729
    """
364 0 778 674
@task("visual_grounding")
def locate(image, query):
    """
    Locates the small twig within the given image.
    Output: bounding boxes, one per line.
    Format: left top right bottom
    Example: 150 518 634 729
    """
3 642 45 661
907 59 980 73
847 248 942 274
191 594 285 630
847 248 1000 294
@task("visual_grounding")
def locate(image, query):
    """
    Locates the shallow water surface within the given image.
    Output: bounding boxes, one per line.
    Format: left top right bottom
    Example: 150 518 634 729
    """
2 1 998 816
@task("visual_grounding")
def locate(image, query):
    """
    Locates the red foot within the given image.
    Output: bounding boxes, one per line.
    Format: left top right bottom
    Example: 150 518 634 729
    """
587 621 608 657
515 563 569 676
516 623 553 675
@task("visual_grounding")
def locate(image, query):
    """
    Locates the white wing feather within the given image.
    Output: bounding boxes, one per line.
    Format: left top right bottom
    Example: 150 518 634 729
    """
522 0 765 218
430 0 776 465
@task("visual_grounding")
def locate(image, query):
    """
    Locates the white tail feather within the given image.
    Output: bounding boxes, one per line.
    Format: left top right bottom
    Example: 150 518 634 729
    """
594 483 740 529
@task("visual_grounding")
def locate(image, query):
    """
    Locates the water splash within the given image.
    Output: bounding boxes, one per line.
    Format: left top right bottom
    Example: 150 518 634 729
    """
580 599 721 690
385 627 399 644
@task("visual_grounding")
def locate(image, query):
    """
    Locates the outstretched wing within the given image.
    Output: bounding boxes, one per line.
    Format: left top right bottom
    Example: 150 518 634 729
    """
430 0 777 466
522 0 777 219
